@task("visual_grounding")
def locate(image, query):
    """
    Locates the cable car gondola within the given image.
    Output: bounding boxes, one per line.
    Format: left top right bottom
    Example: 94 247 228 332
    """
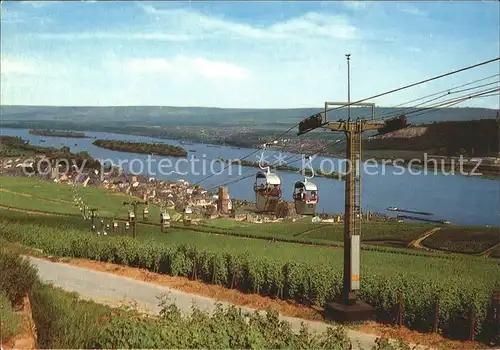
183 206 192 226
293 166 318 215
161 211 171 231
128 210 135 223
254 169 282 212
253 146 282 213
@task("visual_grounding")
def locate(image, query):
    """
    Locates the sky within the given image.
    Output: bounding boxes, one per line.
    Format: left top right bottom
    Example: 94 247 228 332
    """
1 1 499 108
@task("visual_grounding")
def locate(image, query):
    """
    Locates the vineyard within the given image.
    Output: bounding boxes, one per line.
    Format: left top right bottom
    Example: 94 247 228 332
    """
1 210 499 342
2 176 499 257
2 181 500 260
490 246 500 258
203 219 433 246
422 227 500 254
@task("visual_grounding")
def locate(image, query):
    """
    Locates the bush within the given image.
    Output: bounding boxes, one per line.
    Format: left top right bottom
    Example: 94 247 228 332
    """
30 282 110 349
0 248 38 306
31 283 356 349
0 291 20 343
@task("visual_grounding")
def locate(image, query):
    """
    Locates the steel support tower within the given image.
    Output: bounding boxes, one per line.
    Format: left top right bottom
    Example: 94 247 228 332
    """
297 54 385 321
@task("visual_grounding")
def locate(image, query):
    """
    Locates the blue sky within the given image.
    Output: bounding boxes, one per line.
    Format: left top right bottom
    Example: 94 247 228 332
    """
1 1 499 108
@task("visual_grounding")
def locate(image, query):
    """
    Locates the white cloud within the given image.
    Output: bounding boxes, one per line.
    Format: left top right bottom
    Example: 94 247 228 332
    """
36 32 192 41
35 6 357 43
19 1 61 7
0 57 37 75
121 57 249 79
342 1 368 11
139 5 358 41
397 4 427 17
1 6 53 25
191 58 248 79
1 8 26 24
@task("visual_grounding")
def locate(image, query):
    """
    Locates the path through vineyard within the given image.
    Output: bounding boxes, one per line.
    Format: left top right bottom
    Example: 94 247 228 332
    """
407 227 442 250
28 256 428 350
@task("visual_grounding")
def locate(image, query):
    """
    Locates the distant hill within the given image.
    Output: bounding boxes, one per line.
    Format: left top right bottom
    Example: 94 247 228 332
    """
1 105 498 127
365 119 499 157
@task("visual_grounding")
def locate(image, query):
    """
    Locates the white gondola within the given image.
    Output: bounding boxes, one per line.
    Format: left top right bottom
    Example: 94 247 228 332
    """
253 146 282 213
183 206 192 226
128 211 135 223
293 163 318 216
293 179 318 215
161 212 171 230
254 170 282 212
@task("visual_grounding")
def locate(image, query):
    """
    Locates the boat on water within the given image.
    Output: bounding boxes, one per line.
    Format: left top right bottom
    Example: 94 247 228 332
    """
180 141 194 145
387 207 432 216
189 149 196 152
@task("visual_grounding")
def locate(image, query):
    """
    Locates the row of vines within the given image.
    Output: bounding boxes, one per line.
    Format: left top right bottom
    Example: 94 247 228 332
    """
1 216 499 342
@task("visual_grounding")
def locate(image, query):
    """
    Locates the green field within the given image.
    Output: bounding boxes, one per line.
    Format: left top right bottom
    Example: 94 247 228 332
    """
423 227 500 254
0 176 179 220
1 208 499 342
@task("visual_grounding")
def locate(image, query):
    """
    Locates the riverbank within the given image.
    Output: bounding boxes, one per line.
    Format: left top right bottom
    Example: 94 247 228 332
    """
0 135 100 170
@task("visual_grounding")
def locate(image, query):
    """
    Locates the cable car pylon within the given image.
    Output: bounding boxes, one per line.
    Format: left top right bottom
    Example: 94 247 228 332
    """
296 54 403 322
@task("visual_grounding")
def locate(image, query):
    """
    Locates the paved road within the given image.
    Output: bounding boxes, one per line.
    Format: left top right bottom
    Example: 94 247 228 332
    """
29 257 429 350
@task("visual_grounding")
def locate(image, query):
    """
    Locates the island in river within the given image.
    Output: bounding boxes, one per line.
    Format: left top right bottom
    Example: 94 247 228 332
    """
92 139 188 157
29 129 90 138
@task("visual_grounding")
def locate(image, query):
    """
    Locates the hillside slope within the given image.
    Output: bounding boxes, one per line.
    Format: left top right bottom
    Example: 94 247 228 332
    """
365 119 499 156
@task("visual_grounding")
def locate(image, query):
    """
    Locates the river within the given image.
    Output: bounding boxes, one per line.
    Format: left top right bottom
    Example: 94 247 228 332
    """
2 128 499 227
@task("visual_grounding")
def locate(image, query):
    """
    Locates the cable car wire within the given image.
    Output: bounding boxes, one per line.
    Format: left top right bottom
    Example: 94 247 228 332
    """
192 58 499 187
205 88 498 191
372 78 499 120
319 57 499 118
191 124 299 186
